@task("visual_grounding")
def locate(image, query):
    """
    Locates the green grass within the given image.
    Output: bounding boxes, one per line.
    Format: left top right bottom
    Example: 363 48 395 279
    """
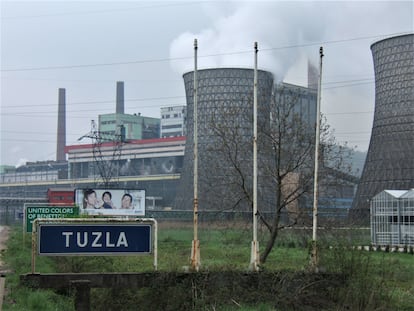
2 223 413 310
2 225 75 311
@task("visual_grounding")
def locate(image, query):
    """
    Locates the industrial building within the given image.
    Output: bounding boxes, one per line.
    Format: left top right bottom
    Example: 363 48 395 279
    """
65 136 185 180
1 67 357 222
160 106 187 138
98 113 160 142
175 68 319 214
0 161 68 184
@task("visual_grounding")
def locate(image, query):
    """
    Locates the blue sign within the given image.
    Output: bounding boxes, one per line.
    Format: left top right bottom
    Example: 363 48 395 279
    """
38 224 152 255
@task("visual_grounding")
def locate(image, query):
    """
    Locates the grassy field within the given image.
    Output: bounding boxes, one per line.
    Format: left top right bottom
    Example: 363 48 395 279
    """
2 222 413 310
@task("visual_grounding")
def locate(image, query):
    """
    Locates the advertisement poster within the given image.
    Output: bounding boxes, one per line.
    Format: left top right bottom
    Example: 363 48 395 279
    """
75 189 145 216
24 204 79 233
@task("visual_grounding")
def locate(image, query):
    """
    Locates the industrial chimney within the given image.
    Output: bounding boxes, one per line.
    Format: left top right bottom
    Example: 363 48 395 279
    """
116 81 124 114
56 88 66 162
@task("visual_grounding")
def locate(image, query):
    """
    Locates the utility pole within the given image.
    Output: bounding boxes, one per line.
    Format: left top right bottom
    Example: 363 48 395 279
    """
249 42 260 272
190 38 201 271
311 46 324 272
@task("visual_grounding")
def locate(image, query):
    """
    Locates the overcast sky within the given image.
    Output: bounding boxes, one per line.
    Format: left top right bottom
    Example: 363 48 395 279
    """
1 1 413 167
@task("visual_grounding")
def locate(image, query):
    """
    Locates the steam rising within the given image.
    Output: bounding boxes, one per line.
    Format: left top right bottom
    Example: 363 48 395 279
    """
169 2 325 82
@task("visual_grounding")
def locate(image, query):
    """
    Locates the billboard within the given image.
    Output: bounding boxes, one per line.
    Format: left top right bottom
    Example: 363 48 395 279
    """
24 204 79 233
75 189 145 216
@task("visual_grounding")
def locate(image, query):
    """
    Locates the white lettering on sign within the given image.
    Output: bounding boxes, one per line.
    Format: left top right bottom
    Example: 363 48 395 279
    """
92 232 102 247
116 232 128 247
28 208 50 213
78 232 88 247
62 232 73 247
106 232 114 247
61 231 129 248
51 208 73 213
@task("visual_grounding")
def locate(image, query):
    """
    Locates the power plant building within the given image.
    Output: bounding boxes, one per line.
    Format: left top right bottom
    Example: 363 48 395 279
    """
175 68 318 212
65 136 185 180
160 106 187 138
99 113 160 141
2 67 356 220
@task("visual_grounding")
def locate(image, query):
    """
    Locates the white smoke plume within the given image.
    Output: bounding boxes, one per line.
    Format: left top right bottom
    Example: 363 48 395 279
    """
169 2 326 82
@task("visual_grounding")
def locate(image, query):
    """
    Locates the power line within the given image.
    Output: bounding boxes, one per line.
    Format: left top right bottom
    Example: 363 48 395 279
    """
1 105 375 118
325 111 374 116
0 103 186 116
323 78 374 85
1 127 374 138
0 106 374 118
0 76 376 111
323 81 374 90
0 96 185 109
0 56 187 72
2 31 411 72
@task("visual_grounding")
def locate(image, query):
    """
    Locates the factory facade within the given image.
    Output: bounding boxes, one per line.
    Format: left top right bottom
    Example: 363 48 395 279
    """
1 67 357 220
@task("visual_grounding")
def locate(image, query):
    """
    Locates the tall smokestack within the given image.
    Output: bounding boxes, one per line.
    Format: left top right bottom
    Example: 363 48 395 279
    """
56 88 66 162
116 81 124 114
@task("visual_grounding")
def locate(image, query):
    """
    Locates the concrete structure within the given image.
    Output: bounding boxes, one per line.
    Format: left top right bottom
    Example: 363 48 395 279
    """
56 88 66 162
0 161 68 183
175 68 319 212
160 106 186 138
0 166 15 175
175 68 275 211
116 81 124 114
65 137 185 180
273 82 317 131
352 34 414 219
98 113 160 142
99 81 160 142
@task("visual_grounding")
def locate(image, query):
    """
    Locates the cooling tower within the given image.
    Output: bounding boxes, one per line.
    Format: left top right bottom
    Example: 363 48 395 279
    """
351 34 414 219
116 81 124 114
56 88 66 162
175 68 274 211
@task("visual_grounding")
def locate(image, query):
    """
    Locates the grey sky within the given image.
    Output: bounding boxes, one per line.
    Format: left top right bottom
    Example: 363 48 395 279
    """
1 1 413 167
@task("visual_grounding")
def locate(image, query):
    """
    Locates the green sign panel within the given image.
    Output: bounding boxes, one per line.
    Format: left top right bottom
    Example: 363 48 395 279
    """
25 205 79 233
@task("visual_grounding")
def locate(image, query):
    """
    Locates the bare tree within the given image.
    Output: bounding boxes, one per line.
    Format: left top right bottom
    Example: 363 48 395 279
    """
208 84 354 263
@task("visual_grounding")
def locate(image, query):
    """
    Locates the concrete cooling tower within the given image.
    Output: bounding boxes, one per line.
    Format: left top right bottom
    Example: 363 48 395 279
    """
175 68 274 211
351 34 414 219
